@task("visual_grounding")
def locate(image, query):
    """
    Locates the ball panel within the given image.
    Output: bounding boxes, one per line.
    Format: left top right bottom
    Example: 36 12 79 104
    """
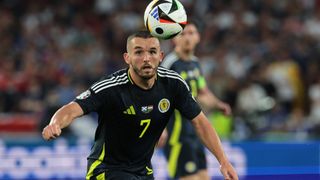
158 6 176 23
167 0 187 23
168 0 178 13
150 23 183 39
157 2 172 14
144 0 187 39
144 0 160 26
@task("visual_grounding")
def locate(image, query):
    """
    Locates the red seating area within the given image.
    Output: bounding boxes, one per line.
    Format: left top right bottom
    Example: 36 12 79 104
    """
0 114 40 133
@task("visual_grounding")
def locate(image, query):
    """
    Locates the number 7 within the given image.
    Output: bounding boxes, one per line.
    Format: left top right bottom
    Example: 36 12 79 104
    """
139 119 151 138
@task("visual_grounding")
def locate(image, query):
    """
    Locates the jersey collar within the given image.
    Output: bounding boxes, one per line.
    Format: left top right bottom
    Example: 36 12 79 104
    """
127 69 134 85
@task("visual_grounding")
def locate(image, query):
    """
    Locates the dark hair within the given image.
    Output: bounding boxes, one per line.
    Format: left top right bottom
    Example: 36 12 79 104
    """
126 30 159 51
187 18 203 32
127 30 158 43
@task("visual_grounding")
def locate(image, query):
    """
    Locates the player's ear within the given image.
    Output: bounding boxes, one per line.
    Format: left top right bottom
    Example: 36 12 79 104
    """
159 51 164 63
123 52 130 65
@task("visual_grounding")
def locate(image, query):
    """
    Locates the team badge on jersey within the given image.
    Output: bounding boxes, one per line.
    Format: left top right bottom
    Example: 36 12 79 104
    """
76 90 91 99
158 98 170 113
141 105 153 114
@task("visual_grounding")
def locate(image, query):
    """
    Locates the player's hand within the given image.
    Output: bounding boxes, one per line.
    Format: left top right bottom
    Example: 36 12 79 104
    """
216 101 232 116
42 123 62 141
220 161 238 180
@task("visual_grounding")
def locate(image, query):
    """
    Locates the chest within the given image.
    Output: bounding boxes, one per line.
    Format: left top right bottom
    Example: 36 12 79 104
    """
122 85 172 116
106 83 174 137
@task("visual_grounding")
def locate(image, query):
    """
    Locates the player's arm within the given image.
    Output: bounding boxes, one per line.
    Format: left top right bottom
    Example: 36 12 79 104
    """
42 102 84 141
191 111 238 180
156 128 168 148
197 86 232 115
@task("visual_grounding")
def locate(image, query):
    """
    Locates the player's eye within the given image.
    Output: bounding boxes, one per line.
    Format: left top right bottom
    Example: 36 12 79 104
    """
135 50 143 55
149 50 157 54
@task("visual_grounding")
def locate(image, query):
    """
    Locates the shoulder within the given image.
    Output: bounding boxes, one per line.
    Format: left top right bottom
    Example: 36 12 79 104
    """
90 69 129 94
157 67 190 91
161 52 179 69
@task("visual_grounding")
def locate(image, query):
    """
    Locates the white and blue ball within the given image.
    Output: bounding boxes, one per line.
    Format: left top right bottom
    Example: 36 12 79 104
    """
144 0 187 39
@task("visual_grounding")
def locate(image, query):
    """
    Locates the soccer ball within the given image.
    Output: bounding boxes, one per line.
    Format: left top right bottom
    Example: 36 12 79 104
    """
144 0 187 39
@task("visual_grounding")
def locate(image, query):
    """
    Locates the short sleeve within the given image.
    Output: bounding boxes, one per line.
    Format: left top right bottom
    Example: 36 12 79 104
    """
74 88 106 114
174 78 202 120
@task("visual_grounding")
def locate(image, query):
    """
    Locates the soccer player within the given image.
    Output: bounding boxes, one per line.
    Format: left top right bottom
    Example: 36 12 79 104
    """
161 22 232 180
42 30 237 180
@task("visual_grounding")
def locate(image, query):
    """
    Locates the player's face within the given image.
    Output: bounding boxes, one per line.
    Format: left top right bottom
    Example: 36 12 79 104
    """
173 24 200 51
124 37 164 80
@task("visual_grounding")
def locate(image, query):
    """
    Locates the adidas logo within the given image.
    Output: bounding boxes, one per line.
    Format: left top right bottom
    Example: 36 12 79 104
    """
123 105 136 115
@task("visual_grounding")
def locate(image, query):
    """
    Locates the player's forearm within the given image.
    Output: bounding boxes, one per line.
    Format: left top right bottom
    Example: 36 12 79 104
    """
197 94 216 109
192 112 229 165
49 102 83 129
198 88 232 115
197 88 219 109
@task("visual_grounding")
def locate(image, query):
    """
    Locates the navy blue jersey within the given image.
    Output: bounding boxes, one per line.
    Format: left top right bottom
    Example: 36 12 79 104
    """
161 52 206 139
74 67 201 178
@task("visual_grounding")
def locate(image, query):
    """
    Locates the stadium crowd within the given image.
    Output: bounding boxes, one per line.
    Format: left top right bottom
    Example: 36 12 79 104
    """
0 0 320 140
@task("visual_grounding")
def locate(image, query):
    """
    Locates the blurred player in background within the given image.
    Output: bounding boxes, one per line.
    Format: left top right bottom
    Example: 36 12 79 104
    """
160 21 232 180
42 30 237 180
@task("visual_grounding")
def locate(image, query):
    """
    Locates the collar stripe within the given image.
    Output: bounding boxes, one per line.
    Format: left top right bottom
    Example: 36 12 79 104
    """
91 73 127 90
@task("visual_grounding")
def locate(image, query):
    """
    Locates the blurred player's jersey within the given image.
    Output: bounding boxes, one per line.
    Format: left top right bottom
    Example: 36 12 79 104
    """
161 52 206 139
74 67 201 178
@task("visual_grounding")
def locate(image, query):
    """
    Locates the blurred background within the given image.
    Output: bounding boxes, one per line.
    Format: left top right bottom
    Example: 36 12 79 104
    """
0 0 319 179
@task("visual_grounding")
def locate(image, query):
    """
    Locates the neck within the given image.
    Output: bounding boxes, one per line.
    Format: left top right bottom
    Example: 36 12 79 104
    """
175 47 193 61
128 69 156 90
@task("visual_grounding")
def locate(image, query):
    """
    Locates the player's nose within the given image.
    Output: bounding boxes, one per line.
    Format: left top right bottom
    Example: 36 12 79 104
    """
143 53 151 62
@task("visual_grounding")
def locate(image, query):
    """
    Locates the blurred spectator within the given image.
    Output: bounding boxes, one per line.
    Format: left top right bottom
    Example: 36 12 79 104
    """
1 0 320 140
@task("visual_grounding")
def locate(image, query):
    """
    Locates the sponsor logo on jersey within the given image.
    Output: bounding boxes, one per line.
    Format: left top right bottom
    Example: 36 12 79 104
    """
141 105 153 114
76 90 91 99
158 98 170 113
123 105 136 115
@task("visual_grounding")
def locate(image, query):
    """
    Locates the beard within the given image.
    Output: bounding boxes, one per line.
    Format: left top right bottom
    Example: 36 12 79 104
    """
132 63 158 80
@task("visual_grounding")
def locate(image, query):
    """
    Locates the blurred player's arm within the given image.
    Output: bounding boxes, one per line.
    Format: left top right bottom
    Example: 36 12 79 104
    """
42 102 84 141
197 86 231 115
192 111 238 180
156 128 168 148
